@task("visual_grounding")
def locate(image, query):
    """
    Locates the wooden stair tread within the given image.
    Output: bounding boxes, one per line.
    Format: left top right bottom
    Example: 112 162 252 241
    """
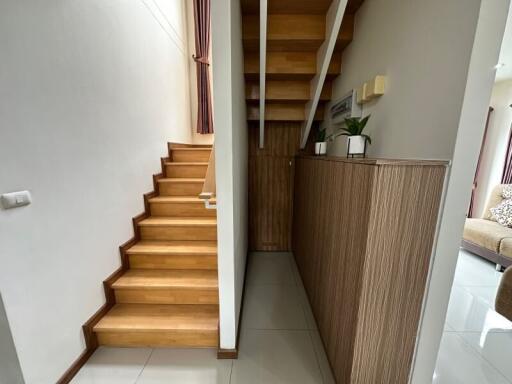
171 148 211 152
165 162 208 166
127 241 217 255
158 178 205 183
138 217 217 226
94 304 218 332
149 196 216 204
112 269 218 289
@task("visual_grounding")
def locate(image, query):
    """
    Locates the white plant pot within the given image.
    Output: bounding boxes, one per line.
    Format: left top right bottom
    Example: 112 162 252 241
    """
347 135 366 157
315 142 327 155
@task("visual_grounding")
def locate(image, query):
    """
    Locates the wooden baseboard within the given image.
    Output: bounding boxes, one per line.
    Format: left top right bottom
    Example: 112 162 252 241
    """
217 251 249 359
57 154 170 383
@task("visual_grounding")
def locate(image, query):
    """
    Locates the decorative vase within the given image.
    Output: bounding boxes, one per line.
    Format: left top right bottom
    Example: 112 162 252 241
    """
347 135 367 158
315 142 327 155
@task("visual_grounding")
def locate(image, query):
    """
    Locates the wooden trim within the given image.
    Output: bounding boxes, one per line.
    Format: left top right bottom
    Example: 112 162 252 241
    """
461 239 512 268
57 152 171 383
217 251 250 359
56 349 95 384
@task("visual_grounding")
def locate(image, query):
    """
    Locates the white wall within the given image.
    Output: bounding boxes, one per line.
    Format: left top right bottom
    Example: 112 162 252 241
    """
473 80 512 217
0 1 193 382
321 0 509 382
325 0 482 160
211 0 249 350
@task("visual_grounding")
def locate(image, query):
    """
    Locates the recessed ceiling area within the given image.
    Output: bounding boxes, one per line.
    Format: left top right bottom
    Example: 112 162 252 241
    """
496 3 512 82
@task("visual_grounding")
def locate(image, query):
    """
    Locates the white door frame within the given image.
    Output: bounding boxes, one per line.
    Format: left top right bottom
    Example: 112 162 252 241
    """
410 0 511 382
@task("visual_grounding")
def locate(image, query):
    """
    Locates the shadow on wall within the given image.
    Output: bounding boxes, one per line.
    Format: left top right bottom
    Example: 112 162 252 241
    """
0 293 24 384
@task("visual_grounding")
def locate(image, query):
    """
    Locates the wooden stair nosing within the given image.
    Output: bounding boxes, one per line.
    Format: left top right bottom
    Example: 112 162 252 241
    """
112 269 219 290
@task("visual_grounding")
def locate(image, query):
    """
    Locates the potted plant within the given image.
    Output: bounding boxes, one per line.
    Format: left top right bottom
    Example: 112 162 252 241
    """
339 115 371 158
315 128 327 155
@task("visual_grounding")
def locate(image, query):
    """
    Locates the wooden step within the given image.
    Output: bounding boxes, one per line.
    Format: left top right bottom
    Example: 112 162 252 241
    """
165 162 208 178
245 80 332 102
138 217 217 241
244 52 341 80
169 143 212 149
171 148 211 162
243 14 354 52
247 103 325 121
127 240 217 270
242 0 330 14
149 196 216 217
158 178 204 196
94 303 218 347
112 269 219 305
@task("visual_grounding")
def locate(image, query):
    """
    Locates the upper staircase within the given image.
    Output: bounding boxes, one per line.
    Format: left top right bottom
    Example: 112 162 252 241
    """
92 143 218 348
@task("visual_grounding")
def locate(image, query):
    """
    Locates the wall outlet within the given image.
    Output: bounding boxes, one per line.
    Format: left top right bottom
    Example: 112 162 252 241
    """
1 191 32 209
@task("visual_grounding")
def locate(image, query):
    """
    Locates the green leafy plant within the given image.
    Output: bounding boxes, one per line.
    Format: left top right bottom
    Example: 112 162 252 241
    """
316 128 327 142
339 115 371 144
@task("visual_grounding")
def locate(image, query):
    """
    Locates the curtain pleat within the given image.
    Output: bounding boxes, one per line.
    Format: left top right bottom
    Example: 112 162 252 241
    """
502 124 512 184
193 0 214 134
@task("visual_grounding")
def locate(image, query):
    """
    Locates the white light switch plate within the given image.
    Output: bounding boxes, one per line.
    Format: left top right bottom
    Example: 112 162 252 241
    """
1 191 32 209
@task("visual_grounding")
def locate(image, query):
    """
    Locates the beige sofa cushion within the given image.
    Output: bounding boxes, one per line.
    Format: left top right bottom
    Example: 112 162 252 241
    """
463 218 512 252
498 239 512 260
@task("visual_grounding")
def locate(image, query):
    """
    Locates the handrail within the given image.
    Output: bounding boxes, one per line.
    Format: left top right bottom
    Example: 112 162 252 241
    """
199 143 216 209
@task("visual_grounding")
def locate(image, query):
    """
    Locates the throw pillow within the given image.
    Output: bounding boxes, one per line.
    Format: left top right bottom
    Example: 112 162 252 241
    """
502 185 512 199
490 198 512 228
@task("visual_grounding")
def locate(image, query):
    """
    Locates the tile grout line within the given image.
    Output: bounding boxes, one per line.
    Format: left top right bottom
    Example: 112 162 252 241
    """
134 348 154 384
451 330 512 383
228 359 234 384
307 329 328 384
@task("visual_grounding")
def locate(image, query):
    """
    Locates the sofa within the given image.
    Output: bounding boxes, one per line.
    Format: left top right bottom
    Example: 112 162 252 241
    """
462 184 512 268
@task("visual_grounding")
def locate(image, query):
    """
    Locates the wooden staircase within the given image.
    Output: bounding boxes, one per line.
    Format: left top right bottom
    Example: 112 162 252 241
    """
242 0 363 123
90 143 218 348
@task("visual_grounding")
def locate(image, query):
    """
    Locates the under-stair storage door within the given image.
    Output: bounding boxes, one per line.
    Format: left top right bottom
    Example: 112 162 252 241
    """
292 156 447 384
249 122 301 251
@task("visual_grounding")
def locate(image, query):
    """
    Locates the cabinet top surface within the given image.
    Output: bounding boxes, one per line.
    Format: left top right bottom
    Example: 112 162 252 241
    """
297 155 449 167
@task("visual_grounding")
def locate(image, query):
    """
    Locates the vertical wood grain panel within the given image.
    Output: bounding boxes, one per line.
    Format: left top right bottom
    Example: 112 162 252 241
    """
249 122 302 251
292 157 446 384
350 165 446 384
293 158 376 383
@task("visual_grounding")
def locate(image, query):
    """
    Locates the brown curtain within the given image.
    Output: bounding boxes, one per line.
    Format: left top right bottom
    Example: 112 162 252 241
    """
468 107 493 218
501 123 512 184
193 0 214 134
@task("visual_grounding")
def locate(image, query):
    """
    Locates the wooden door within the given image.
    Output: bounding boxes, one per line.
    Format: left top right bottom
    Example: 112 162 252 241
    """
248 122 302 251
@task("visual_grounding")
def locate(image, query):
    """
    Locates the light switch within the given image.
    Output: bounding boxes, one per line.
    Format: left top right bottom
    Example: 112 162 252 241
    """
1 191 32 209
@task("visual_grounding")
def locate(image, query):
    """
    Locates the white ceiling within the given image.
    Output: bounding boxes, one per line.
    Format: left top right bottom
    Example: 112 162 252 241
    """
496 4 512 82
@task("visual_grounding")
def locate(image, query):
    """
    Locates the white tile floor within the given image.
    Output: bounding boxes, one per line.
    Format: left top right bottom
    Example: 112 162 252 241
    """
72 252 334 384
434 249 512 384
73 250 512 384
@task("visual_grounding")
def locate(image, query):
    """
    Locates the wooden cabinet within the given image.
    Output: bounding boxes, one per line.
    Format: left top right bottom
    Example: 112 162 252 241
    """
293 156 447 384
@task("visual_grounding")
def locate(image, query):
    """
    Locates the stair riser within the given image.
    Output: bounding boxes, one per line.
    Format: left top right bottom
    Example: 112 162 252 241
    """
172 151 211 162
129 254 217 270
140 226 217 241
158 182 203 196
115 289 219 305
150 202 216 217
166 164 207 178
96 330 218 348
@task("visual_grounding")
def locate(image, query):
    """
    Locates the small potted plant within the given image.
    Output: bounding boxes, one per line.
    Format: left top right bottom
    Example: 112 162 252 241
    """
315 128 327 155
339 115 371 158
